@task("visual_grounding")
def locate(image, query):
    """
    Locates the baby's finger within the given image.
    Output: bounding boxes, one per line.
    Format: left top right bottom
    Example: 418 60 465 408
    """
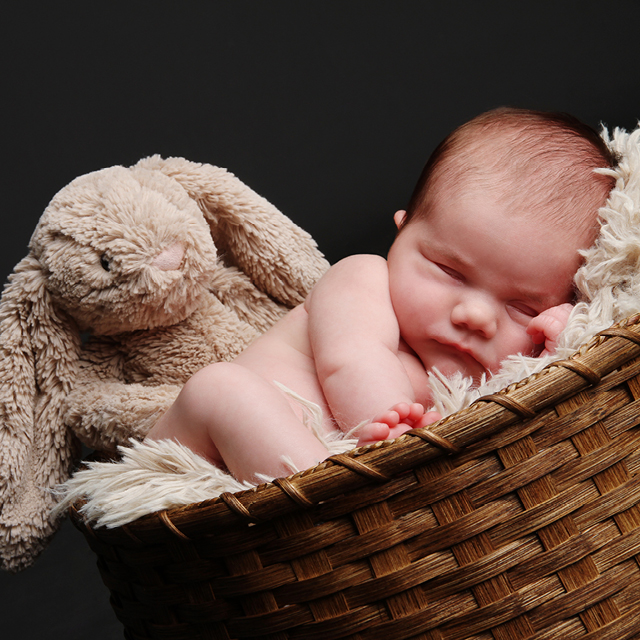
527 314 561 342
526 323 546 344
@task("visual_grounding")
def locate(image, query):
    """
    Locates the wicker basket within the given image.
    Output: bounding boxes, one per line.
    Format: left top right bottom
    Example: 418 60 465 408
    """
70 314 640 639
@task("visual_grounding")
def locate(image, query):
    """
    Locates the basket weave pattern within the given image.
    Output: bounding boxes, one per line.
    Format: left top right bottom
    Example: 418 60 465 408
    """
71 315 640 639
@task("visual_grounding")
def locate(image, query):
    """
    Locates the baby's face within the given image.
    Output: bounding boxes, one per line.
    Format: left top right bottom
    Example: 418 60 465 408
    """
387 184 588 381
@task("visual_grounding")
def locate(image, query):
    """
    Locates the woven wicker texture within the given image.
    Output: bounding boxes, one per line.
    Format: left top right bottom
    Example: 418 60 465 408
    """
71 314 640 639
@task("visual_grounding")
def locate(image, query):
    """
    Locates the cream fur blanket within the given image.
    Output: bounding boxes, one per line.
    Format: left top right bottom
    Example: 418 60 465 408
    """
57 125 640 528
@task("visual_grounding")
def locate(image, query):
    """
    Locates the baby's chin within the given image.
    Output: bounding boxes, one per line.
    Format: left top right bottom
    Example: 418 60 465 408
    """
424 352 488 385
482 346 539 380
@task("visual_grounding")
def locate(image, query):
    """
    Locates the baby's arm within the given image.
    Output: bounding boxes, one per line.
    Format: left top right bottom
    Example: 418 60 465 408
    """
526 302 573 357
305 255 426 433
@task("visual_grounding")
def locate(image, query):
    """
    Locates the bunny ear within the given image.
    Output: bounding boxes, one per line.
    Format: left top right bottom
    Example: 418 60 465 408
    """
0 255 82 571
135 156 329 307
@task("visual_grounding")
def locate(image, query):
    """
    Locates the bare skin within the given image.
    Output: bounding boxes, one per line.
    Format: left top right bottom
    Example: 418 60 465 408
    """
148 181 587 482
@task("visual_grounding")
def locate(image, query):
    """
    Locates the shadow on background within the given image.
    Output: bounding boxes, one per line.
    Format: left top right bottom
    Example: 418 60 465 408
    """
2 1 640 637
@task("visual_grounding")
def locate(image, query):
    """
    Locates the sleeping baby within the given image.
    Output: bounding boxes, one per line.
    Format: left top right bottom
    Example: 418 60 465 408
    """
147 107 616 482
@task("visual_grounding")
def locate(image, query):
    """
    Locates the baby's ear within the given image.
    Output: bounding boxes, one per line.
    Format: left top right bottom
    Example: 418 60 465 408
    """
394 210 407 229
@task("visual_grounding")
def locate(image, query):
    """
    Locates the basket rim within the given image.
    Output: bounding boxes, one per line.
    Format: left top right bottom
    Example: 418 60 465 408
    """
70 312 640 535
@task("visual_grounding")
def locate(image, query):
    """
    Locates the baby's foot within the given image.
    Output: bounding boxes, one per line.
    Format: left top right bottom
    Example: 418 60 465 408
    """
357 403 441 446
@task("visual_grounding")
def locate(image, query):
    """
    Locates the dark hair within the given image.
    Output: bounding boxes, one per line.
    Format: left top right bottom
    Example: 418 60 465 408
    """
402 107 618 233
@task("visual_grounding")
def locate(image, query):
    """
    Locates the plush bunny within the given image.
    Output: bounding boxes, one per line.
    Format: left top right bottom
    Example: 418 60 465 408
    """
0 155 329 571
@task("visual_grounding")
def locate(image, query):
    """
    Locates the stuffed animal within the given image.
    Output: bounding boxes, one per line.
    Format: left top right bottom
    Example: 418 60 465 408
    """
0 155 329 571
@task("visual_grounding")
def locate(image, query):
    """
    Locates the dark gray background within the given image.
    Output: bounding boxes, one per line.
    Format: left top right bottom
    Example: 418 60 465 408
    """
2 1 640 637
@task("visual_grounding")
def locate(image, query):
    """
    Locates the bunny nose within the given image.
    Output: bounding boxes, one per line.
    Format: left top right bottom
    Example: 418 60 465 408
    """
152 242 185 271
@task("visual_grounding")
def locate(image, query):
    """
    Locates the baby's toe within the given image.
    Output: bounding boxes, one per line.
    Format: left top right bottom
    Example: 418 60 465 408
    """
357 422 391 446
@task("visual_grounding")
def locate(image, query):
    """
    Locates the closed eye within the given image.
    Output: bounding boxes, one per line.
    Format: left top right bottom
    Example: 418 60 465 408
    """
436 263 464 281
507 302 539 319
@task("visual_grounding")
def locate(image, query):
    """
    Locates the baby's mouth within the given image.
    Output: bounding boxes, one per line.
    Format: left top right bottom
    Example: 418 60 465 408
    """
434 339 487 374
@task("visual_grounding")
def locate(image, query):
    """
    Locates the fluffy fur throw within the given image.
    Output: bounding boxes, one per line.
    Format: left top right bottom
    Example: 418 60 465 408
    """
56 125 640 536
0 156 328 571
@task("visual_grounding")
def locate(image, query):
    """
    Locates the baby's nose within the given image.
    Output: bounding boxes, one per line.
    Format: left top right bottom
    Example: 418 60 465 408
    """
152 242 185 271
451 296 497 337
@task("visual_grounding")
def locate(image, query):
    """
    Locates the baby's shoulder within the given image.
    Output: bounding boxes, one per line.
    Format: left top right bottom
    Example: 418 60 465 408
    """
325 254 389 288
333 253 388 273
305 253 392 317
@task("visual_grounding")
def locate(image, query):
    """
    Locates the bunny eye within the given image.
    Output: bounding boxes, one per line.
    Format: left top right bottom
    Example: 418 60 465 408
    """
100 255 111 272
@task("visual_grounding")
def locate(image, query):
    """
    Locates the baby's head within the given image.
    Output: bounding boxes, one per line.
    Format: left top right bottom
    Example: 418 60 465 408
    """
403 107 616 240
387 107 617 381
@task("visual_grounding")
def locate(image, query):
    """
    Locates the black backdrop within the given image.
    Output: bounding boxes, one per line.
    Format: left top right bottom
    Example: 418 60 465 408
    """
2 2 640 638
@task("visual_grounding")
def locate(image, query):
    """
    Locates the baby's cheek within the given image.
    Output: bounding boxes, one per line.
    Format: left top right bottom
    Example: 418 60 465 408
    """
517 328 538 357
496 326 537 363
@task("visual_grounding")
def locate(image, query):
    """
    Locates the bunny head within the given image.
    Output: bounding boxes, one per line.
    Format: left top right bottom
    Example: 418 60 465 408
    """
31 165 218 336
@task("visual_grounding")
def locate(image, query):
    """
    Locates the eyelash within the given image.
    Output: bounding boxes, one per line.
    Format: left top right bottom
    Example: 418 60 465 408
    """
436 263 463 281
508 304 538 318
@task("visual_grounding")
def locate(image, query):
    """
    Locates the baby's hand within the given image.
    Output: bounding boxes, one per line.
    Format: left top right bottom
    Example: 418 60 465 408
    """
526 303 573 358
356 402 442 447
